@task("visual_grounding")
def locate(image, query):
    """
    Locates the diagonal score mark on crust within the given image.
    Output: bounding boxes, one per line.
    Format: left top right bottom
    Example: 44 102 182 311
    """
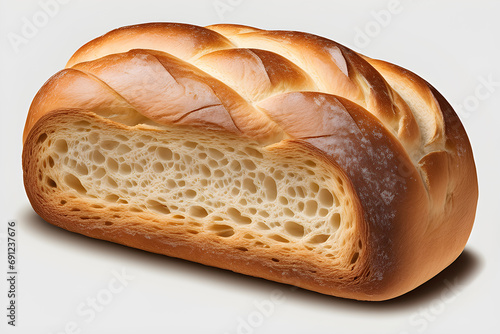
147 49 287 141
66 22 238 68
68 27 418 153
170 103 243 134
145 51 241 133
70 68 142 115
172 104 224 123
248 49 273 86
80 48 285 142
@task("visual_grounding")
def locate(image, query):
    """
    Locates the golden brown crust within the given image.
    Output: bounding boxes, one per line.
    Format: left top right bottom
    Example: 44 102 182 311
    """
22 23 478 301
66 23 235 67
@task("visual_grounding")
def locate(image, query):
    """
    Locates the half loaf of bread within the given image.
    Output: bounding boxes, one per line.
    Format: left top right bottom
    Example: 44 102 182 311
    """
22 23 478 301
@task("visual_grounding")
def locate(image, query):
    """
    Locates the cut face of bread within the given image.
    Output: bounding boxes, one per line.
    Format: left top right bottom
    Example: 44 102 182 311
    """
23 23 478 301
28 112 362 270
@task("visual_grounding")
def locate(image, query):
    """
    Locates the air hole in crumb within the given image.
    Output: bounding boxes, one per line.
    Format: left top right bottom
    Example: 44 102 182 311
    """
263 177 277 201
284 221 304 237
37 133 47 144
244 147 263 159
229 161 241 172
100 140 119 150
54 139 68 153
200 165 211 177
318 188 334 207
227 208 252 224
157 147 173 160
104 221 113 226
318 208 328 217
269 234 290 243
304 160 316 167
283 208 294 217
305 200 318 216
350 252 359 264
116 144 131 155
271 258 280 262
257 222 270 230
207 148 224 159
64 174 86 194
330 213 341 230
309 182 319 193
107 158 119 172
75 163 88 175
183 141 197 149
153 162 164 173
236 247 248 252
257 210 269 218
308 234 330 244
93 168 106 179
46 177 57 188
91 150 105 164
241 159 256 170
73 121 90 127
105 194 119 202
147 200 170 214
189 206 208 218
119 164 132 175
185 189 196 198
105 177 118 188
273 170 285 180
166 179 176 189
209 224 234 237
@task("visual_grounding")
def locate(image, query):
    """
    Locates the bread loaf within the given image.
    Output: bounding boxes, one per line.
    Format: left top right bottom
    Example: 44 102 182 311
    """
22 23 478 301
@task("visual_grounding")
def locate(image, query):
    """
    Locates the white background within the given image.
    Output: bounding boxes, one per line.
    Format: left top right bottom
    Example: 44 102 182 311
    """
1 0 499 333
